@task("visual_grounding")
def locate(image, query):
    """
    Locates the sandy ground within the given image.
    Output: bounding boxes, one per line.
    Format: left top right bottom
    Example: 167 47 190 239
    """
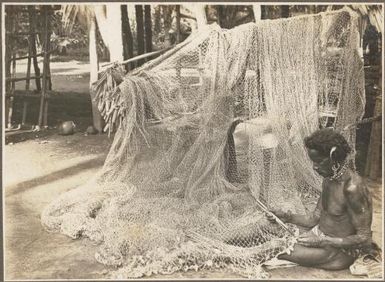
3 58 383 280
3 131 383 280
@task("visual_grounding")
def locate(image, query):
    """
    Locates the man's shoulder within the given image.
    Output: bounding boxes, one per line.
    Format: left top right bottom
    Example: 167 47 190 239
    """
344 172 366 194
343 172 372 212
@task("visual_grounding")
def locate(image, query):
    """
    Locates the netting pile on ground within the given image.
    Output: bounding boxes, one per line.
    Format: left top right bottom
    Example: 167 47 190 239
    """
42 9 365 278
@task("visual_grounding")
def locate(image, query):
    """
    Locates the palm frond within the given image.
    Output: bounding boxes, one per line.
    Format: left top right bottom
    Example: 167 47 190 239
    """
61 4 95 31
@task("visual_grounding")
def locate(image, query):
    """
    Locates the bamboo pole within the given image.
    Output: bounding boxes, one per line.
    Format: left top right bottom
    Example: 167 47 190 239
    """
38 7 50 127
100 47 172 69
6 75 49 83
22 32 33 125
8 52 16 128
29 6 41 91
7 9 17 129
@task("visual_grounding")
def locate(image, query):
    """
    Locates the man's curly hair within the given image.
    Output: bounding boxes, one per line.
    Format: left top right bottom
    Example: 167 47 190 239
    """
304 128 351 163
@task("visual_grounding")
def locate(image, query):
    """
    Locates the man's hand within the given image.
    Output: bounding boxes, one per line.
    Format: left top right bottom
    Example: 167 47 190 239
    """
266 209 292 223
297 233 328 248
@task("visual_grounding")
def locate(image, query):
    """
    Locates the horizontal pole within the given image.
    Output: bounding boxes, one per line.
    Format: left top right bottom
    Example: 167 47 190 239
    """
6 75 50 83
100 47 173 70
10 52 45 61
180 13 196 20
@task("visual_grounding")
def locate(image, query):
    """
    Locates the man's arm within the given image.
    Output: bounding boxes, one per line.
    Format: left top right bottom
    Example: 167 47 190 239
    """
324 178 372 248
270 193 322 228
288 194 322 228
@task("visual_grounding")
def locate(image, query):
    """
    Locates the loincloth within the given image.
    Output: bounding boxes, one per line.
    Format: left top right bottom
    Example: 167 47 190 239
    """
310 225 377 259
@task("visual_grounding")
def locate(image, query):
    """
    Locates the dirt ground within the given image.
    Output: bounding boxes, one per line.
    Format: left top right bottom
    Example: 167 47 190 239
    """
3 58 383 280
3 131 383 280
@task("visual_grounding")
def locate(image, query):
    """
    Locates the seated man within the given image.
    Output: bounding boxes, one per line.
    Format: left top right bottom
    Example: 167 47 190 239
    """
269 128 377 270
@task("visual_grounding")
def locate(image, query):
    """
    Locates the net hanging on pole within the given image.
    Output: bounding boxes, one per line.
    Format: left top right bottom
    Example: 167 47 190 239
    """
42 9 365 278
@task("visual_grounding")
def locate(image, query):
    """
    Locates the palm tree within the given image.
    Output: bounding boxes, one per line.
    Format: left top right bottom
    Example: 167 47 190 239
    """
61 4 126 132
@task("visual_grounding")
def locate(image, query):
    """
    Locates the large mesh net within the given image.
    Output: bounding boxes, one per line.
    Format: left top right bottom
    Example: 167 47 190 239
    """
41 9 365 278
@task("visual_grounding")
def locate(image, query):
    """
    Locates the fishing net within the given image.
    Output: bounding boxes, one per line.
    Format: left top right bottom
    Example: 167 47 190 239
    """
42 9 365 278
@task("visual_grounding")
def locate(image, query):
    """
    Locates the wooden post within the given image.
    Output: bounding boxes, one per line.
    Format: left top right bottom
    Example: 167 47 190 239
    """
7 10 17 129
38 6 49 127
4 7 12 129
22 37 32 125
29 6 41 91
365 95 382 180
89 16 104 133
8 52 16 128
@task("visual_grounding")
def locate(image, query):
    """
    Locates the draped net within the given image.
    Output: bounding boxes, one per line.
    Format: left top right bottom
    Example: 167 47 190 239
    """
41 9 365 278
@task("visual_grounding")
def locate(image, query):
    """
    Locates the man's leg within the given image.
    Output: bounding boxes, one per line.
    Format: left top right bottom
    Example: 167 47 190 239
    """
316 251 355 270
278 243 344 267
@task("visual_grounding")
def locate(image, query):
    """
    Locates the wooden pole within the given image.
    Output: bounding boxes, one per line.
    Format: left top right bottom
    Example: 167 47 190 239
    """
176 5 181 43
365 95 382 180
7 9 17 129
100 47 172 70
38 6 49 127
22 32 33 125
4 7 12 129
89 16 104 133
8 51 16 128
29 6 41 91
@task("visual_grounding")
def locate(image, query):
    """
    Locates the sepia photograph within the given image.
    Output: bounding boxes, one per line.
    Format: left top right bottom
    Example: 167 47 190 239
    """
2 2 384 280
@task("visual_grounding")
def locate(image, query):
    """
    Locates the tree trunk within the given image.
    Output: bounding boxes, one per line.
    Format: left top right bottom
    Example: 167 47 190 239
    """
94 4 124 62
281 5 290 18
161 5 174 47
193 4 207 29
154 5 161 34
216 6 239 29
135 5 145 66
106 4 124 61
121 4 134 70
144 5 152 56
89 16 104 133
176 5 181 43
261 6 267 19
